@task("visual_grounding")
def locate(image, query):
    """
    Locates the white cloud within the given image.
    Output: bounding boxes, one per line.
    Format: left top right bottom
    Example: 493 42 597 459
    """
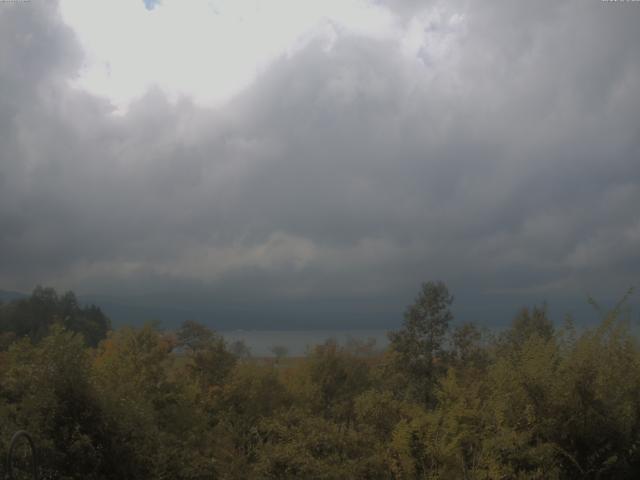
1 1 639 325
59 0 400 112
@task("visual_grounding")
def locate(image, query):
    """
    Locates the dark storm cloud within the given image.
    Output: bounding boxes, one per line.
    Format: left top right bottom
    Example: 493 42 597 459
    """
0 0 638 326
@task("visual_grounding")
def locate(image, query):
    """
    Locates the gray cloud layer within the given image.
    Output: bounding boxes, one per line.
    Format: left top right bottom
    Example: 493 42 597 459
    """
1 1 639 327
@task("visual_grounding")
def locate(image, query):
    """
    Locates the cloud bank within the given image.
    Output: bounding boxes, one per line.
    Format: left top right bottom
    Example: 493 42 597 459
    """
1 0 638 327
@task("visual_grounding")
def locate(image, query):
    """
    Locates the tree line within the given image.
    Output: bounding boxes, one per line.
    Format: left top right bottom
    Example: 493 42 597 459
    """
0 283 639 479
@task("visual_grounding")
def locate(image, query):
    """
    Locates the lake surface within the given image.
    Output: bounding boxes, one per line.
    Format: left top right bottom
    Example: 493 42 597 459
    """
221 329 390 357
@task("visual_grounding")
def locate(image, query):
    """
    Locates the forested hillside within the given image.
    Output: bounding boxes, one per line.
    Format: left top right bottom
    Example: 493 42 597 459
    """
0 286 110 348
1 283 639 479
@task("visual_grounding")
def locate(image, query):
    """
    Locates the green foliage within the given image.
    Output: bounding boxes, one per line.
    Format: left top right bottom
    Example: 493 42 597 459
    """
253 409 387 480
211 363 291 478
450 322 489 371
498 304 555 354
0 327 127 479
303 339 371 423
0 282 639 479
0 286 111 347
177 320 237 388
92 324 218 479
388 281 454 405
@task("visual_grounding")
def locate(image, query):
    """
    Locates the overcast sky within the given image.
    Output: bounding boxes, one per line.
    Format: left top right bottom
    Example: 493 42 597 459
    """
0 0 638 328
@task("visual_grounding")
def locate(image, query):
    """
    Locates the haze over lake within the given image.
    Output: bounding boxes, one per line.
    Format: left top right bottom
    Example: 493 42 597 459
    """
221 329 389 357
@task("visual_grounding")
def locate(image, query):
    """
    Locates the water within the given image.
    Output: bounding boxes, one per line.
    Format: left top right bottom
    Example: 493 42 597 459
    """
221 329 390 357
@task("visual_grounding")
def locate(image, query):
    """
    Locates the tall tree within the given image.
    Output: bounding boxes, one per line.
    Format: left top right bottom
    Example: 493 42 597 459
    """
388 281 454 406
176 320 236 388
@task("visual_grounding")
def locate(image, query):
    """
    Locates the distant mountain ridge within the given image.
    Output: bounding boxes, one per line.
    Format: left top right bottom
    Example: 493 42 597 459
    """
2 288 632 332
78 293 402 331
0 290 28 302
